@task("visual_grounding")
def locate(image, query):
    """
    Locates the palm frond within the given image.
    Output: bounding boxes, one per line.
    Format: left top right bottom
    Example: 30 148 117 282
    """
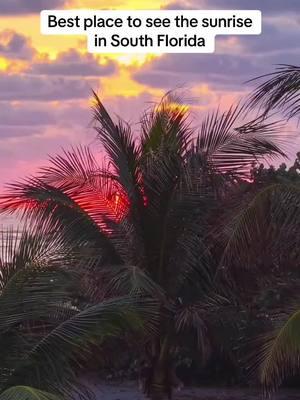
104 265 165 299
140 91 192 157
92 92 143 208
5 297 158 398
258 309 300 395
247 64 300 119
39 146 99 189
222 183 300 268
0 386 60 400
0 178 121 264
195 104 287 177
175 302 210 357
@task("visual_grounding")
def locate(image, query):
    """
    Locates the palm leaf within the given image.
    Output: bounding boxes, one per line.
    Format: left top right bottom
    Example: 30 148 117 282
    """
247 64 300 119
5 297 158 398
140 91 192 156
258 309 300 395
0 386 60 400
195 104 286 176
222 182 300 269
0 178 121 264
92 91 143 208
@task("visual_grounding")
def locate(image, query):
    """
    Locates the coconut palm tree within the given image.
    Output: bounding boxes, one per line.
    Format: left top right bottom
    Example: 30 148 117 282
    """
0 224 157 400
0 92 287 399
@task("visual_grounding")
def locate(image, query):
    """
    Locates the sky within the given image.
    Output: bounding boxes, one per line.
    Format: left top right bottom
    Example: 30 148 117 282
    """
0 0 299 197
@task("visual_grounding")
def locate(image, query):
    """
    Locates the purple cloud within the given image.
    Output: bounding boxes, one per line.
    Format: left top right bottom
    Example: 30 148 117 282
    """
0 0 67 15
165 0 300 14
236 23 300 54
0 102 55 128
0 30 36 60
30 49 116 77
133 53 267 91
0 72 97 101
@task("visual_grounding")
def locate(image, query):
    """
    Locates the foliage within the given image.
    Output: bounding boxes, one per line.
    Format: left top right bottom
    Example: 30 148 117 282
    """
248 65 300 120
0 91 290 398
0 224 158 399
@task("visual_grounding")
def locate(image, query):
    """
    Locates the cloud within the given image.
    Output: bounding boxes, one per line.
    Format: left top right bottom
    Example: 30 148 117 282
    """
0 125 41 139
0 30 36 60
234 23 300 54
133 53 266 91
0 0 67 15
202 0 300 14
0 72 97 101
30 49 117 77
165 0 300 14
0 102 55 129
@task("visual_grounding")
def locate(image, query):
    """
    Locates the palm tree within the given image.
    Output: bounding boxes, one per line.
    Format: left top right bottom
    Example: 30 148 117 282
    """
232 64 300 395
222 179 300 396
0 92 287 399
0 224 157 400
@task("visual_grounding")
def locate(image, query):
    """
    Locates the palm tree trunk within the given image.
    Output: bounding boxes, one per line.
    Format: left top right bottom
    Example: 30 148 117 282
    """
146 336 173 400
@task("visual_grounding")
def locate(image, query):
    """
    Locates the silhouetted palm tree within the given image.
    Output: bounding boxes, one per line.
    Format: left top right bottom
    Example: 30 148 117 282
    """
0 92 286 399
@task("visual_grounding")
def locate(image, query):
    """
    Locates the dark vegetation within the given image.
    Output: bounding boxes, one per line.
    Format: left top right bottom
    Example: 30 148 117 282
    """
0 66 300 399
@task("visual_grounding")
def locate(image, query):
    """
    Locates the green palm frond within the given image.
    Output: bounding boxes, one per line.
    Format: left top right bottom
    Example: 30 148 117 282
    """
0 386 61 400
258 310 300 396
248 64 300 119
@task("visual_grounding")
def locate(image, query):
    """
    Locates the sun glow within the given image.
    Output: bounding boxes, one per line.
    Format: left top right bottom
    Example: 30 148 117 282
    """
0 58 9 71
0 57 27 73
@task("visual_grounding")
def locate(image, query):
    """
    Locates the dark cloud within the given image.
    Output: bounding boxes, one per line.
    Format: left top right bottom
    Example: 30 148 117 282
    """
30 49 116 77
0 72 97 101
0 30 35 60
0 0 66 15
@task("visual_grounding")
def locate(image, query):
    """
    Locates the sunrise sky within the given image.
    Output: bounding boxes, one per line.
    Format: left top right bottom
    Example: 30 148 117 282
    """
0 0 299 191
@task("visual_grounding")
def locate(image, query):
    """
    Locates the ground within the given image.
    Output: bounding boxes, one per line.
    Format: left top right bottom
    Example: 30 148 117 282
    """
84 379 300 399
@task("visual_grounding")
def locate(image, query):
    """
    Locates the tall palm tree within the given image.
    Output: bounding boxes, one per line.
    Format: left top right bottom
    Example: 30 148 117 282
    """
0 92 286 399
0 224 157 400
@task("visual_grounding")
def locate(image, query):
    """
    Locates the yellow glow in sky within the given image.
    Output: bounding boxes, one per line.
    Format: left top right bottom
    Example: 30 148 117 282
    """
70 0 167 9
0 0 169 101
